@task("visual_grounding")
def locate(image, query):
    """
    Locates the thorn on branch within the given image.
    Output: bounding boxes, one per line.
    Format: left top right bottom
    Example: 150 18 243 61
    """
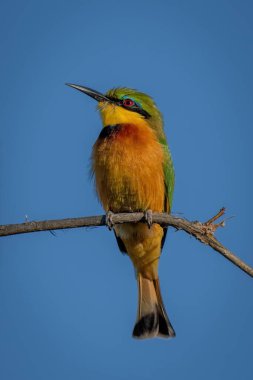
196 207 227 236
204 207 226 226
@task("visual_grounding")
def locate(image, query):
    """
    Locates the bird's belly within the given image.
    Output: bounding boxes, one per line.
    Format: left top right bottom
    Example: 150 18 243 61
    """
115 222 164 279
92 124 165 212
96 164 163 212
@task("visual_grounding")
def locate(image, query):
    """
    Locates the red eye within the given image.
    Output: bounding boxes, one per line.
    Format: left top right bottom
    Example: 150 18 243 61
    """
123 98 135 107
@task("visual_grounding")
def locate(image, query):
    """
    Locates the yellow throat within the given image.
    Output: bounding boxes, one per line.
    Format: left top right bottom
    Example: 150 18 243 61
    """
99 103 149 128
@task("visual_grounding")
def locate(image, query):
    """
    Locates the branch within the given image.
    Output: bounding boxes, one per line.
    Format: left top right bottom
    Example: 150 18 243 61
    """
0 209 252 278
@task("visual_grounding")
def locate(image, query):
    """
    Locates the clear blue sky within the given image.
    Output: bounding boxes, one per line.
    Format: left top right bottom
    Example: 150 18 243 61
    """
0 0 253 379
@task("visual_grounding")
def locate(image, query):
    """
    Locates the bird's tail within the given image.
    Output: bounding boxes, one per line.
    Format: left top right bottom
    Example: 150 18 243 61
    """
132 273 176 339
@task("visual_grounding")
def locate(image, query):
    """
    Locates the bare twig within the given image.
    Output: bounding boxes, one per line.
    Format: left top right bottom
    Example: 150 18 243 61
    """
0 210 252 278
204 207 226 225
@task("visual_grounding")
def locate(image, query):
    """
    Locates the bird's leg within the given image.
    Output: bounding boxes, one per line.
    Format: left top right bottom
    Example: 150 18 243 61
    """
105 210 114 231
144 209 153 229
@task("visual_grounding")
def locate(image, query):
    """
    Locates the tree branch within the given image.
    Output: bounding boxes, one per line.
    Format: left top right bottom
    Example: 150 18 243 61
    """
0 209 252 278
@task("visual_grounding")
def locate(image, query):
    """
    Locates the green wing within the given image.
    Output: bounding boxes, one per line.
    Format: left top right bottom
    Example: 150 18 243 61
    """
159 141 174 250
161 141 175 213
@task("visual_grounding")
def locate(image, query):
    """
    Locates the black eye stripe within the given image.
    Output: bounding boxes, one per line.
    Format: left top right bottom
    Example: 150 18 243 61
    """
106 96 120 103
122 105 150 118
106 96 151 119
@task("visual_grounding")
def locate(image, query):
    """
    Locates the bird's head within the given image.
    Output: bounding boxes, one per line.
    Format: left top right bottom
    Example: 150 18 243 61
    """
66 84 165 139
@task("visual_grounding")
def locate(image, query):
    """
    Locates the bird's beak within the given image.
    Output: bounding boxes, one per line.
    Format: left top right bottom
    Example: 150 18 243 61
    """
66 83 111 103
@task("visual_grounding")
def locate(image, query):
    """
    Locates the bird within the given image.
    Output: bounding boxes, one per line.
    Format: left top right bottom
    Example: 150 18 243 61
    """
67 83 175 339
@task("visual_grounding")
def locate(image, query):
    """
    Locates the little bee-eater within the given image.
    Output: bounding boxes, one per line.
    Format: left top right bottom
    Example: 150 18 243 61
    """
67 83 175 339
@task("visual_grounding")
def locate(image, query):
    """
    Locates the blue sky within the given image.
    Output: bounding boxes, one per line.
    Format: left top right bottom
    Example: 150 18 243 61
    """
0 0 253 379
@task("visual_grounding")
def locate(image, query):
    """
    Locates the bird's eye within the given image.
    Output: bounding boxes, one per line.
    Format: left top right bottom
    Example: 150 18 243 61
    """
122 98 135 107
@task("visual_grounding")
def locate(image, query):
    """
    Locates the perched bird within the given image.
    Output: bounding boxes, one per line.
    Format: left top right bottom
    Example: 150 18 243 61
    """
67 84 175 339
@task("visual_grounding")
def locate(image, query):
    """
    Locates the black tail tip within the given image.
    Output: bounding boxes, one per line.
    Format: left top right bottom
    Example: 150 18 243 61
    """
158 313 176 338
132 313 158 339
132 312 176 339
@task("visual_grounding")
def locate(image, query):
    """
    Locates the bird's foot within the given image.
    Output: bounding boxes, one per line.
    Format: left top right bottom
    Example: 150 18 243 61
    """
144 209 153 229
105 211 114 231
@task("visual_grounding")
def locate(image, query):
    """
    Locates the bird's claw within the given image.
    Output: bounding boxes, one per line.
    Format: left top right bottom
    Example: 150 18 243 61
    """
144 209 153 229
106 211 114 230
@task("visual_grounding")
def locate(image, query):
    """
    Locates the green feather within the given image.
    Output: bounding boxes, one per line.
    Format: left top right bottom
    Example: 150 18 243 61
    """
162 142 175 212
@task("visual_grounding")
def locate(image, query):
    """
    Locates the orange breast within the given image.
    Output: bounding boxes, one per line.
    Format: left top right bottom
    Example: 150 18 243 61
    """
92 123 165 213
